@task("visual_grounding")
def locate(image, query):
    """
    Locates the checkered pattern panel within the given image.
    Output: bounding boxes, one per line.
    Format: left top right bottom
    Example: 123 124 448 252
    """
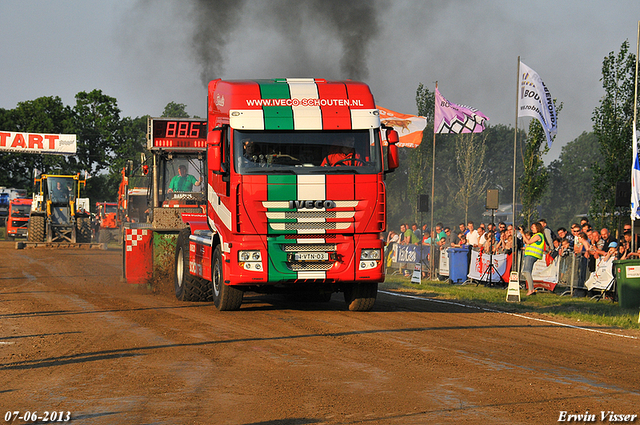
125 228 149 252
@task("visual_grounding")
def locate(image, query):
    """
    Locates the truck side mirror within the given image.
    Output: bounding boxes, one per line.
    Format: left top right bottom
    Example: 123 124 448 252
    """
386 128 399 171
207 129 222 173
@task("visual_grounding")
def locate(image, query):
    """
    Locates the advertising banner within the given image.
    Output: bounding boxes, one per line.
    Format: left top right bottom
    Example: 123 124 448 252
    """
531 257 559 292
377 105 427 148
467 250 507 282
0 131 77 155
434 88 488 134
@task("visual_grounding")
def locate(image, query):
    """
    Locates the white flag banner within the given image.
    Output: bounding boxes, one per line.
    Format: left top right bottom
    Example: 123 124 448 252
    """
632 120 640 220
518 62 558 148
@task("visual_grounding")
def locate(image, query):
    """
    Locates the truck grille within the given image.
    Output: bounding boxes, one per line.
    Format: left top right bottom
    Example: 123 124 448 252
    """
281 244 336 252
288 262 333 271
270 222 351 231
266 211 354 219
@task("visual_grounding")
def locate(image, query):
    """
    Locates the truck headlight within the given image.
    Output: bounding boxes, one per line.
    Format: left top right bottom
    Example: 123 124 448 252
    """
360 249 381 260
238 250 263 272
239 250 261 261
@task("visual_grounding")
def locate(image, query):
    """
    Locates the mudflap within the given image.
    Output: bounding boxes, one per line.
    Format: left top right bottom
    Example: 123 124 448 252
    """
153 231 179 279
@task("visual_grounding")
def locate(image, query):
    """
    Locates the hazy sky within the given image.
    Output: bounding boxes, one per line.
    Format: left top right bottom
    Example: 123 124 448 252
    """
1 1 639 163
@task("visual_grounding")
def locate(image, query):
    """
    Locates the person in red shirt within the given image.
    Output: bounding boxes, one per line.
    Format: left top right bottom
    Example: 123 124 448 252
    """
321 137 363 166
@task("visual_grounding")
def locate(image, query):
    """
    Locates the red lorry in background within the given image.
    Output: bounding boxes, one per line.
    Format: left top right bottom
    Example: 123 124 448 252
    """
173 78 399 311
5 197 32 240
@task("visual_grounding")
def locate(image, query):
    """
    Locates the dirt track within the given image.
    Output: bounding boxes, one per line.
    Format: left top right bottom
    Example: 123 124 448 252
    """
1 240 639 424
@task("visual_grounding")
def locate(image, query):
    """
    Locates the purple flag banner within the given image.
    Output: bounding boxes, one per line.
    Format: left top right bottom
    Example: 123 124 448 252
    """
434 88 488 134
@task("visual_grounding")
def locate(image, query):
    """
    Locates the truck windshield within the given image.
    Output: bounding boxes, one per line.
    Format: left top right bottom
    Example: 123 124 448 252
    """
11 204 31 217
161 155 206 203
233 129 382 174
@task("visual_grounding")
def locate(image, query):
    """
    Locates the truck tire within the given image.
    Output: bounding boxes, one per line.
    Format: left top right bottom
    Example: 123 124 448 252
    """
344 281 378 312
174 228 211 302
27 215 45 242
76 217 92 243
212 245 243 311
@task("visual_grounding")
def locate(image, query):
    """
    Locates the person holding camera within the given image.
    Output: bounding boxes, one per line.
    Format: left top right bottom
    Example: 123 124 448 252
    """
519 222 545 296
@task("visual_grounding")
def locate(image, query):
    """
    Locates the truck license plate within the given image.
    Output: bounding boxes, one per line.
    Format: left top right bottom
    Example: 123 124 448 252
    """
294 252 329 261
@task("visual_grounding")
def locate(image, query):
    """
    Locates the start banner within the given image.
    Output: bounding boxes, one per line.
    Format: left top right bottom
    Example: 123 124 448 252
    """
0 131 77 155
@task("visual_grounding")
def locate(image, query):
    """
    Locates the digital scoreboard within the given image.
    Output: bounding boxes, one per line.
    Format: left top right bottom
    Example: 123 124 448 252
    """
147 118 208 150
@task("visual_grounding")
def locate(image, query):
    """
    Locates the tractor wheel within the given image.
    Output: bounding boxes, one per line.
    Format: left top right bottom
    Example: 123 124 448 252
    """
27 215 45 243
212 245 243 311
76 217 92 243
174 228 211 302
98 229 111 244
343 281 378 312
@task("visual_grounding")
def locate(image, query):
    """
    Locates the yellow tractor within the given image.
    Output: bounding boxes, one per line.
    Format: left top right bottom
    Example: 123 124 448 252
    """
27 174 92 244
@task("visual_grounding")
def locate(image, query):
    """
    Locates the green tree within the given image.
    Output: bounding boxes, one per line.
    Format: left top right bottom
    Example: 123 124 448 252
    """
591 40 638 228
519 119 549 226
0 96 73 189
384 83 434 229
406 83 434 222
519 100 562 226
162 102 190 118
539 132 601 227
71 89 122 175
483 124 521 207
453 132 489 224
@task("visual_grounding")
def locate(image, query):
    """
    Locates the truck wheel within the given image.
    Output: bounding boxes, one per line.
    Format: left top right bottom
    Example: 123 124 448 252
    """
344 281 378 312
174 228 211 301
76 217 92 243
27 215 45 242
212 245 243 311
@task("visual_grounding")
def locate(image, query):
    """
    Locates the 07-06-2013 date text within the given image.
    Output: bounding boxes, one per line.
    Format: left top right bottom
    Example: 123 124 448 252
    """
4 411 71 423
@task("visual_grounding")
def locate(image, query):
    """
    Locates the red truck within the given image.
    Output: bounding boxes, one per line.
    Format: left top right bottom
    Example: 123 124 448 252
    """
172 78 399 311
5 198 32 240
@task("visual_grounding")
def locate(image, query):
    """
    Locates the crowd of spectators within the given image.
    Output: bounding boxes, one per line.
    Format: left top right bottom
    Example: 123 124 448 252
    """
386 217 640 285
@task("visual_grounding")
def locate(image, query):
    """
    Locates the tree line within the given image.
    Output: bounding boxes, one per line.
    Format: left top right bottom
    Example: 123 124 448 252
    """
0 94 189 203
387 41 637 232
0 42 636 229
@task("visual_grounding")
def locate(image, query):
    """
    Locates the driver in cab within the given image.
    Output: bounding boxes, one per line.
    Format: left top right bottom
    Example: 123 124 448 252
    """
321 137 362 166
168 165 202 193
52 180 70 203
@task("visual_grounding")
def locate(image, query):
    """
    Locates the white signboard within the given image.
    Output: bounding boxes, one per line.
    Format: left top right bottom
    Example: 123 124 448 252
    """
0 131 77 155
467 250 507 282
439 248 450 276
626 265 640 278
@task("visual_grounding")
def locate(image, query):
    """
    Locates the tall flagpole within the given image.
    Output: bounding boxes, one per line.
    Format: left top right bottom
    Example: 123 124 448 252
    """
632 22 639 252
430 81 437 277
512 57 520 272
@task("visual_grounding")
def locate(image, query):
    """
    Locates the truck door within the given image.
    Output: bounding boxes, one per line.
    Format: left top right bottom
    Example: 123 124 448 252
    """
208 126 232 232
